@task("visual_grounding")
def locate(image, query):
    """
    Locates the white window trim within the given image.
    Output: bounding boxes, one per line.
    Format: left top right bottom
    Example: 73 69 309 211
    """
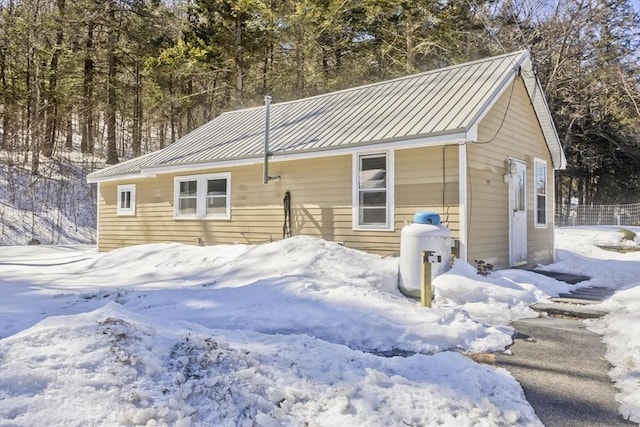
352 151 395 231
534 158 548 228
174 175 199 219
202 173 231 220
173 173 231 220
117 184 136 216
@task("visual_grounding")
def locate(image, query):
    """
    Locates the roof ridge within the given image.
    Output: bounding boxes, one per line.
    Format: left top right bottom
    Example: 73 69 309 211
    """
87 49 568 183
220 50 529 115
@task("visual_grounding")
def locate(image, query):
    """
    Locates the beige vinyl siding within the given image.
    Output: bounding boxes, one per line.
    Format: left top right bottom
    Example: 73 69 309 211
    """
468 76 555 268
97 146 459 256
395 144 460 236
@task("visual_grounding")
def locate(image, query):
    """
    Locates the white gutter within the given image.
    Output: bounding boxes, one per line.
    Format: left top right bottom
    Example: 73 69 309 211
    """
88 132 469 183
87 172 157 184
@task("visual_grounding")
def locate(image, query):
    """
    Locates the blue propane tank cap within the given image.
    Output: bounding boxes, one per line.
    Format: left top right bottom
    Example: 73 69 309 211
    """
413 211 441 225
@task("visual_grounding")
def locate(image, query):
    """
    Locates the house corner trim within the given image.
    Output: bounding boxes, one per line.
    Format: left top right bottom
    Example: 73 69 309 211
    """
458 143 468 262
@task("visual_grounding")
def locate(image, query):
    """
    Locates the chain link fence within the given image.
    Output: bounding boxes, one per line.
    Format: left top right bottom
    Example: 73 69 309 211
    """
555 203 640 227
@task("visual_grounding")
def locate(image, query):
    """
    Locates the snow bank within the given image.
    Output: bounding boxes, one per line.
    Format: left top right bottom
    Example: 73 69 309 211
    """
0 303 541 427
4 228 639 425
589 286 640 423
541 227 640 289
432 261 557 325
1 237 513 355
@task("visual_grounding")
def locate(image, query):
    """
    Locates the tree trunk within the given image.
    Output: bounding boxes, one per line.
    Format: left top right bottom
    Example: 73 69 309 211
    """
206 72 219 121
235 14 244 108
81 21 94 154
27 46 40 175
406 18 416 72
132 61 142 157
295 25 304 92
0 37 8 151
144 121 150 153
65 108 73 150
186 77 193 133
321 47 329 78
159 121 165 149
43 0 66 158
105 0 119 165
169 77 176 144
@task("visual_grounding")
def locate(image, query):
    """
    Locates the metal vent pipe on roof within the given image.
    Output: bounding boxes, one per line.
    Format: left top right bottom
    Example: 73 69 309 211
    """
263 95 279 184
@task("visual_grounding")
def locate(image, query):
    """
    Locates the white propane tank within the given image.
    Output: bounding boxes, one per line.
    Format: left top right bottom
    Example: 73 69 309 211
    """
399 211 451 295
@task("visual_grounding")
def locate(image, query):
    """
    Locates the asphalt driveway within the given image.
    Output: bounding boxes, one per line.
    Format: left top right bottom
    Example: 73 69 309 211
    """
495 316 635 426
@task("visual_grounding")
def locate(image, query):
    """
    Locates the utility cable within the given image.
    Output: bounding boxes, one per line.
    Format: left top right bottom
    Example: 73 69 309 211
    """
471 67 519 145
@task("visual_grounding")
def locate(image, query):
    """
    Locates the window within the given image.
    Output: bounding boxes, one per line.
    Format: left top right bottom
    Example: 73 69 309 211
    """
353 152 394 230
205 178 228 216
178 180 198 216
515 167 526 212
174 173 231 220
117 184 136 216
534 159 547 227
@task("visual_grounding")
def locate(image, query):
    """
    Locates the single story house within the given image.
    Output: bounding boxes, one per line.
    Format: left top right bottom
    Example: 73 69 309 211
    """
87 50 566 269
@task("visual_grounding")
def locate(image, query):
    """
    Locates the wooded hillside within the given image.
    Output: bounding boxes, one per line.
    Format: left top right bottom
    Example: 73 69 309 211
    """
1 0 639 204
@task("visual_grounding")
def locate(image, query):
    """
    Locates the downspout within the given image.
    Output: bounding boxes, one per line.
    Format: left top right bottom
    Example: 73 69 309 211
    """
458 143 468 262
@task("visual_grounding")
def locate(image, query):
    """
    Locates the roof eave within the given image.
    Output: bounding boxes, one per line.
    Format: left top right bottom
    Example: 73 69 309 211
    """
464 51 567 170
87 171 157 184
465 50 528 135
519 57 567 170
92 131 470 180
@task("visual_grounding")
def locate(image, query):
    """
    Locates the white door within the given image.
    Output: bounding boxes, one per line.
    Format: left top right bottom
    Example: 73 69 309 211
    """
509 160 527 266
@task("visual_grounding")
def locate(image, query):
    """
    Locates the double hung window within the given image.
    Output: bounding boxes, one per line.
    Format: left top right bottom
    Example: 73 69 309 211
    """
174 173 231 219
353 152 393 230
177 180 198 216
534 159 547 227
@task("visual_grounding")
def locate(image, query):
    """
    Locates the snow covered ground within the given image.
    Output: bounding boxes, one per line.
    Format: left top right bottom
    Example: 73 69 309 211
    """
0 152 97 246
0 227 638 426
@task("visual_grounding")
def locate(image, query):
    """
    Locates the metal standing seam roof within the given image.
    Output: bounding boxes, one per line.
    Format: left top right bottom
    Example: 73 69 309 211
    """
87 50 565 182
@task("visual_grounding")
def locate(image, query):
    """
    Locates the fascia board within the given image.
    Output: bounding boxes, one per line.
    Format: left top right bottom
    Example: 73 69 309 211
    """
122 132 469 177
523 65 567 170
465 53 526 137
87 172 158 184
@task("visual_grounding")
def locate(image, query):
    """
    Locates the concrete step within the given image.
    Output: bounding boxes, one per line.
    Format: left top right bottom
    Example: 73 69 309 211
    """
570 286 614 295
558 292 608 301
532 270 590 285
557 286 615 302
531 302 608 319
550 297 601 305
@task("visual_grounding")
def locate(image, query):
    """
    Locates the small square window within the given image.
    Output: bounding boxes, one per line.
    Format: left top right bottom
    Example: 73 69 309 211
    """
117 184 136 216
